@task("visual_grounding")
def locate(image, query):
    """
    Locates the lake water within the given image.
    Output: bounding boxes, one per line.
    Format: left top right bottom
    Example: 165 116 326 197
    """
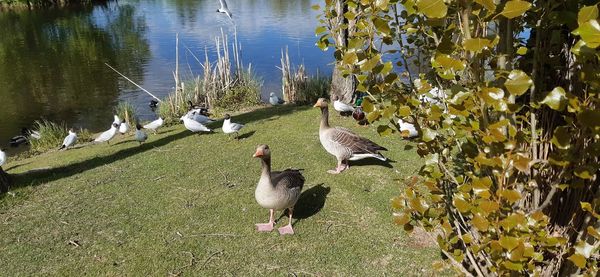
0 0 332 150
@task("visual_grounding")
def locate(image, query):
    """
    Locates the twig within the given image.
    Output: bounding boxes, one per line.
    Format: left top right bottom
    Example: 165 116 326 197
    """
195 233 242 237
104 63 162 102
201 250 224 268
153 175 165 181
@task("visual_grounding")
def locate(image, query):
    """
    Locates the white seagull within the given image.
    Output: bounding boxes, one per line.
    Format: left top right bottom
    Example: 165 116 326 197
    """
94 123 119 144
217 0 233 20
186 109 215 125
119 120 130 134
143 117 164 134
0 148 6 167
269 92 284 105
113 115 121 125
398 119 418 138
181 115 212 134
59 129 78 150
222 114 244 139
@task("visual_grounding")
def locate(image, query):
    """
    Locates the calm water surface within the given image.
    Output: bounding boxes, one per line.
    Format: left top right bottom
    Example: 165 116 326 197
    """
0 0 331 150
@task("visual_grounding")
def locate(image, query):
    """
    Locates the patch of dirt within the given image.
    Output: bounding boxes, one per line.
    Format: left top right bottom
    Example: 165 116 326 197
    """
407 227 437 249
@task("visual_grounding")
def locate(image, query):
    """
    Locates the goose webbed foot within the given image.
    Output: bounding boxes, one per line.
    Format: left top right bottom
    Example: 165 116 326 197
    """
256 209 274 232
327 164 348 174
278 224 294 235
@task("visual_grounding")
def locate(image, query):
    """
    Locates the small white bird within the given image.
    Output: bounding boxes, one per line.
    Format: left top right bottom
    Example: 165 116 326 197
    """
135 124 148 145
217 0 233 20
222 114 244 139
59 129 78 150
398 119 418 138
94 123 119 144
119 120 130 134
181 115 212 134
113 115 121 125
29 130 41 140
269 92 284 105
333 99 355 114
186 109 215 125
0 148 6 167
143 117 164 134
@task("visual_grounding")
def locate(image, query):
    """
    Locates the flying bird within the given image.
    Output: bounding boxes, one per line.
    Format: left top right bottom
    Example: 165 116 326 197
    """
94 123 119 144
143 117 164 134
253 144 305 235
217 0 233 20
134 124 148 145
59 129 77 150
222 114 244 139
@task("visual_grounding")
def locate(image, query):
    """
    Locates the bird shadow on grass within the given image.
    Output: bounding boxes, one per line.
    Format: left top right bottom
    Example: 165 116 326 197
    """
237 131 256 140
351 158 395 169
274 184 330 225
7 129 193 191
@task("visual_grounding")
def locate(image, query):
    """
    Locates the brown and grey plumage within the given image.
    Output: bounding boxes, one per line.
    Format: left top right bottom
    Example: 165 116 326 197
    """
253 144 305 235
314 98 387 174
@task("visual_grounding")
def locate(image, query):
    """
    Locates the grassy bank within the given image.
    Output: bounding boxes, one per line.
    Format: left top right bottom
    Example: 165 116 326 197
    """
0 105 439 275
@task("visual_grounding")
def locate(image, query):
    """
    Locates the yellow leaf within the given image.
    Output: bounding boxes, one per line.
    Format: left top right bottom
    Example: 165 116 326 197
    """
472 214 489 230
394 213 410 225
504 70 533 96
474 0 495 11
516 46 528 55
500 0 532 19
513 154 530 173
578 5 599 26
453 197 471 213
499 236 520 251
416 0 447 18
576 19 600 48
501 189 523 203
568 253 587 268
480 200 500 214
463 38 492 53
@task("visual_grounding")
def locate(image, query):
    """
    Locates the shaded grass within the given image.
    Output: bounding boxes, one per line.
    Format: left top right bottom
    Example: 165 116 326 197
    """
0 105 439 275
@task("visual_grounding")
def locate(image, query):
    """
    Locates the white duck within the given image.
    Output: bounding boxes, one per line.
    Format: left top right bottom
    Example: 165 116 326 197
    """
222 114 244 139
314 98 387 174
269 92 284 105
253 144 305 235
0 148 6 167
217 0 233 20
332 95 355 115
181 115 212 134
398 119 418 138
143 117 164 134
119 120 130 134
94 123 119 144
59 129 77 150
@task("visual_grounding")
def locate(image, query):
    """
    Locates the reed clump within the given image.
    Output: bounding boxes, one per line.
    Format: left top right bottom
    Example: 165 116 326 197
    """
280 48 330 104
28 120 92 153
115 101 138 130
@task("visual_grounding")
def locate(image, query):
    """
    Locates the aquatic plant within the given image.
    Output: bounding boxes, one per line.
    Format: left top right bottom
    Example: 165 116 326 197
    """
28 119 67 153
280 48 330 104
114 101 138 130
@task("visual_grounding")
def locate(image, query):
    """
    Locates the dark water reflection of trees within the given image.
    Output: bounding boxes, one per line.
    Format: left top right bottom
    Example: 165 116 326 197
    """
0 3 150 147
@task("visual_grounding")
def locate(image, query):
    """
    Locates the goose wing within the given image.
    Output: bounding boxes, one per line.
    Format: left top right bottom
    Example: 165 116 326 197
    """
271 169 305 190
330 127 387 154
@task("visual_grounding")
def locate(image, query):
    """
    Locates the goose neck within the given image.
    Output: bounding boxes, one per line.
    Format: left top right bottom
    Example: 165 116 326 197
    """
320 106 330 129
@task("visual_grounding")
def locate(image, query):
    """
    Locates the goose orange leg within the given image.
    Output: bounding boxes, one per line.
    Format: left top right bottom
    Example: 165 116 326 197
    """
256 209 274 232
327 159 349 174
278 208 295 235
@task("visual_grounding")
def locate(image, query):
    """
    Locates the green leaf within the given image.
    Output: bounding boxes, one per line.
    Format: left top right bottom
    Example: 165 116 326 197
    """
373 18 391 35
500 0 532 19
342 52 358 65
362 97 375 113
453 197 471 213
398 106 411 117
360 54 381 72
541 87 567 111
516 46 527 55
403 0 417 15
315 26 327 35
502 261 524 271
578 5 598 26
501 189 522 203
416 0 447 18
576 20 600 48
377 125 394 136
462 38 492 53
311 4 320 11
551 126 571 150
367 110 381 123
474 0 495 11
504 70 533 96
422 128 437 142
499 236 520 251
568 253 587 268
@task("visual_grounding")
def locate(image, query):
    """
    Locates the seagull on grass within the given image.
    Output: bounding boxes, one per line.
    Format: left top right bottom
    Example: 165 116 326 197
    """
135 124 148 144
143 117 164 134
59 129 77 150
222 114 244 139
95 123 119 144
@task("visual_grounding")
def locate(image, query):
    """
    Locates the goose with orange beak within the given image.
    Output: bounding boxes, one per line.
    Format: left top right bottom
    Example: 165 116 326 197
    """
253 144 304 235
314 98 387 174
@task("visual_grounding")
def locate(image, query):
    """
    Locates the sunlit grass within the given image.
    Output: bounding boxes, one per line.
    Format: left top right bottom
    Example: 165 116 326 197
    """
0 105 440 275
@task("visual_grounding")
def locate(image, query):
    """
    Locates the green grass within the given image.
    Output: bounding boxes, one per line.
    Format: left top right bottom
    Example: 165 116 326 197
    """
0 105 440 276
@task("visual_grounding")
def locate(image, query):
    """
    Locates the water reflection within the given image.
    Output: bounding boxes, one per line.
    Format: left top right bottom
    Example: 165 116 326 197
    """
0 0 332 150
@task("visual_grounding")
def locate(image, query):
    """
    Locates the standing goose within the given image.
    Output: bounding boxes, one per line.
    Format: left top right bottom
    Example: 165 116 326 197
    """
217 0 233 20
94 123 119 144
119 119 130 134
0 148 6 167
134 124 148 144
59 129 77 150
222 114 244 139
180 115 212 134
269 92 284 105
143 117 164 134
314 98 387 174
253 144 305 235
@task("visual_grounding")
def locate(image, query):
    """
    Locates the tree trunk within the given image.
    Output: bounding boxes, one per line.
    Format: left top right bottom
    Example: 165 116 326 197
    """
0 167 10 194
329 0 355 104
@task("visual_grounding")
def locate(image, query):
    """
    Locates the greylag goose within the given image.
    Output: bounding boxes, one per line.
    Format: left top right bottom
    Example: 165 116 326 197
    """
94 123 119 144
222 114 244 139
59 129 77 150
143 117 164 134
253 144 305 235
135 124 148 144
314 98 387 174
